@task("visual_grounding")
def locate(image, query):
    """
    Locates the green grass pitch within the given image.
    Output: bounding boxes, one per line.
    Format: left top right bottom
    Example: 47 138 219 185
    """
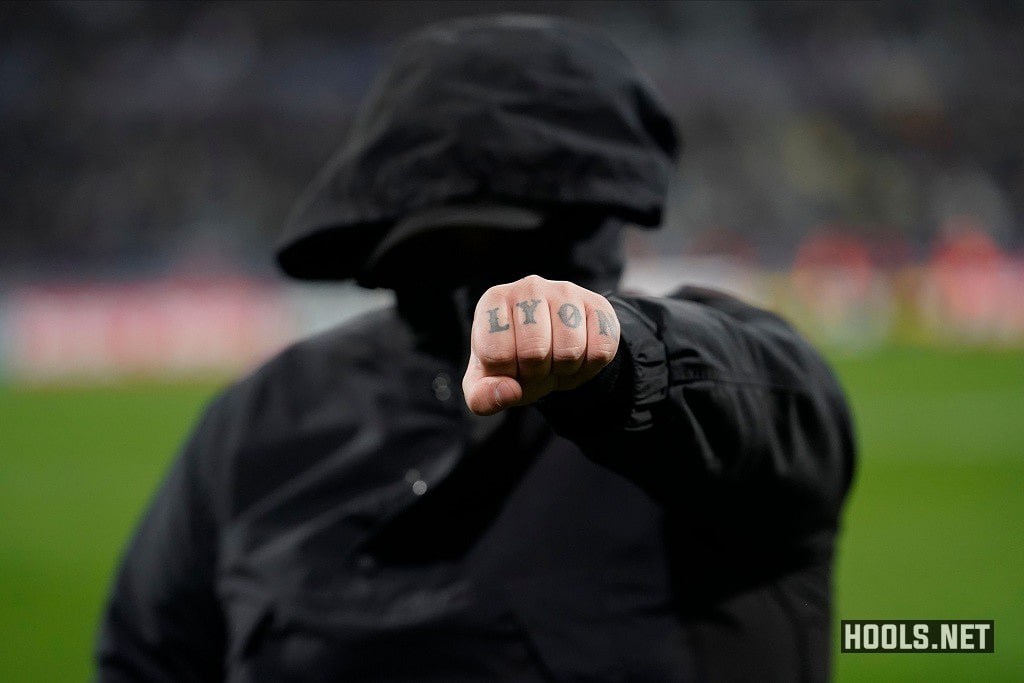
1 347 1021 681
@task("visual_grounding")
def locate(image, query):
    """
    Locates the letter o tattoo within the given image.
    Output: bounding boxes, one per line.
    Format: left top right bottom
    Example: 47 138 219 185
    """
558 303 583 329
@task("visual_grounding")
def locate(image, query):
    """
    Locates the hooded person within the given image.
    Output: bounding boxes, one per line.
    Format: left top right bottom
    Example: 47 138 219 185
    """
96 15 855 683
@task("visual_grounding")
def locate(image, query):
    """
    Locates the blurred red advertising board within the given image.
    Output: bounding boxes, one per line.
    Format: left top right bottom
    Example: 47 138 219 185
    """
4 279 297 383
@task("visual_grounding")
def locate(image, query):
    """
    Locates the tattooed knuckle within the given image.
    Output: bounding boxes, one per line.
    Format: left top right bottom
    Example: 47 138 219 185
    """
555 302 585 329
593 308 617 337
515 298 543 325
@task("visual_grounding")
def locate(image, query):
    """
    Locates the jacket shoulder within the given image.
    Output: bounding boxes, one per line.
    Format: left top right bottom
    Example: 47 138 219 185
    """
197 306 408 452
667 284 787 325
251 305 408 390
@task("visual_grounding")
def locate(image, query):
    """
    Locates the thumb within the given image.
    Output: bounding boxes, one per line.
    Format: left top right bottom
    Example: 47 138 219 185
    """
463 356 523 416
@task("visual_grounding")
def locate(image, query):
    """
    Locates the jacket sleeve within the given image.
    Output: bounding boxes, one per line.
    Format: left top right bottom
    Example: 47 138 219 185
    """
95 398 227 682
539 285 856 539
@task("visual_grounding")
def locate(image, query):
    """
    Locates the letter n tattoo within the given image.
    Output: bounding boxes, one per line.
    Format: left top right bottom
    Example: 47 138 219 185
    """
487 307 509 332
596 309 615 336
516 299 541 324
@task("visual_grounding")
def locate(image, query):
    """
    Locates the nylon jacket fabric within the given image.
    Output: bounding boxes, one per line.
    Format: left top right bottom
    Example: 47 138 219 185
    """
96 286 855 682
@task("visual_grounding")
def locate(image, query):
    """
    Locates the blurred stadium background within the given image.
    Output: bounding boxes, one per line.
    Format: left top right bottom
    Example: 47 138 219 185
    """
0 1 1021 680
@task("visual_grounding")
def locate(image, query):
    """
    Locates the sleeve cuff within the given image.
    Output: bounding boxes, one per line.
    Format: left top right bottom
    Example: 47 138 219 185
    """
537 296 667 433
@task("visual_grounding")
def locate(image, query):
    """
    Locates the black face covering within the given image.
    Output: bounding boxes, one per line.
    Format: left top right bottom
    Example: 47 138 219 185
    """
388 213 625 363
362 211 625 293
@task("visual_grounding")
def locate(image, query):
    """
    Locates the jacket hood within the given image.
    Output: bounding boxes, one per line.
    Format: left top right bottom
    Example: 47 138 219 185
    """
276 14 681 281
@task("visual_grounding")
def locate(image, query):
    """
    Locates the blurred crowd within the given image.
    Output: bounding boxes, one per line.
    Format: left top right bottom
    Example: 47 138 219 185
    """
2 1 1023 383
2 0 1023 282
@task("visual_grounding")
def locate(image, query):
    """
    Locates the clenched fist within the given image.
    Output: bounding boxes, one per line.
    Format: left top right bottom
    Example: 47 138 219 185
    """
462 274 620 416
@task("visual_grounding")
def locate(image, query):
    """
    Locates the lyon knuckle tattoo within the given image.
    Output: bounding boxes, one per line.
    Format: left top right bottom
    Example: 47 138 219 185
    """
515 299 542 325
595 309 616 337
486 307 510 333
557 303 584 329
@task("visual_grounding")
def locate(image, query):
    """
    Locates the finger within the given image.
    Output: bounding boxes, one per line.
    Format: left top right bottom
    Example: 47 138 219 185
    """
510 283 552 383
582 298 619 378
549 294 587 377
471 292 517 378
549 297 619 392
462 355 523 416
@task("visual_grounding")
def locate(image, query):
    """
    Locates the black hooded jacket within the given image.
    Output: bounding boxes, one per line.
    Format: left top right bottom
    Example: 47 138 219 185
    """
275 14 680 284
96 15 855 683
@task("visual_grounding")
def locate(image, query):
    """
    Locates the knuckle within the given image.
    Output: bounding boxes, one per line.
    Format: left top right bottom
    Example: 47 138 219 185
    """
588 343 617 364
480 285 512 306
550 281 573 297
517 344 550 364
479 285 503 302
477 343 513 366
520 273 547 287
552 344 586 363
